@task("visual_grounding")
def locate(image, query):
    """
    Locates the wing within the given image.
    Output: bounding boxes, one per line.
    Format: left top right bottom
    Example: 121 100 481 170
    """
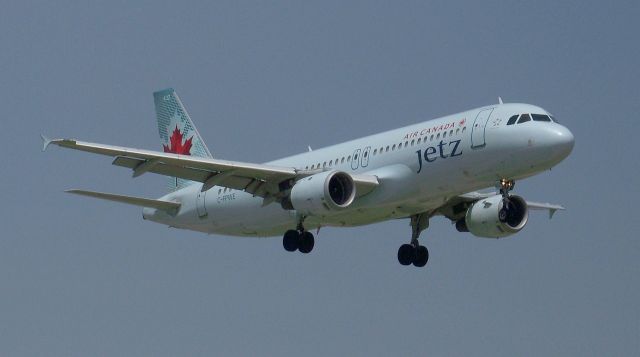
438 191 565 220
43 137 379 201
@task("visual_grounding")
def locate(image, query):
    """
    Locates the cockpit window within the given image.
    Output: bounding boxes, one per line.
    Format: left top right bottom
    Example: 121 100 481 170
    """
507 115 519 125
532 114 552 122
517 114 531 124
549 115 558 123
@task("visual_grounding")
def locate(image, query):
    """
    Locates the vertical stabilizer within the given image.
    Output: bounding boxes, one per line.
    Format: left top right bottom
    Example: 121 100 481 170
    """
153 88 213 191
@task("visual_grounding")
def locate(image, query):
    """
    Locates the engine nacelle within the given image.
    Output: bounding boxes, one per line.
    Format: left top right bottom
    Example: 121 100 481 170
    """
465 195 528 238
289 170 356 216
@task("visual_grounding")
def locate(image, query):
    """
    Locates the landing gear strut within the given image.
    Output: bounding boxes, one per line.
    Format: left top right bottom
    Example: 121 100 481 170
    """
282 221 315 254
498 179 516 223
397 213 430 267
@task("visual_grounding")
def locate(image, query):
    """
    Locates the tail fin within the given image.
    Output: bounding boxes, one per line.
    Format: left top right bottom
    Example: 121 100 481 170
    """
153 88 213 191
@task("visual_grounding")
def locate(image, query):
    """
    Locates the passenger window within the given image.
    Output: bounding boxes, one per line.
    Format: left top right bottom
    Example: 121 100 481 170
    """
450 130 454 136
456 128 460 135
437 133 440 139
392 144 396 151
323 162 327 168
532 114 552 122
385 146 390 152
462 127 466 133
404 142 408 148
518 114 531 124
329 160 333 166
347 156 351 162
443 132 447 138
430 134 434 141
507 115 519 125
341 157 345 163
411 139 415 146
373 149 377 155
417 138 422 144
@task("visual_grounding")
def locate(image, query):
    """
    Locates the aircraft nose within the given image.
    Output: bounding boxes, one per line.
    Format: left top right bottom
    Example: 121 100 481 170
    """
553 124 575 156
541 124 574 162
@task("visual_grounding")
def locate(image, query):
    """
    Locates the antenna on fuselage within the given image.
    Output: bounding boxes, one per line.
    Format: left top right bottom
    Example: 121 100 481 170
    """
498 96 504 104
308 146 313 152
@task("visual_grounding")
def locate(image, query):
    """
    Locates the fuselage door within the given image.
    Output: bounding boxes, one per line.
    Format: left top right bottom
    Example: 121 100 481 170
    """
471 108 494 148
351 148 361 170
361 146 371 167
196 190 207 218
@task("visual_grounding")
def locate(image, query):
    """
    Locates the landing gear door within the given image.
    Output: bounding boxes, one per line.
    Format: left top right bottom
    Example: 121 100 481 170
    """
196 190 207 218
471 108 494 148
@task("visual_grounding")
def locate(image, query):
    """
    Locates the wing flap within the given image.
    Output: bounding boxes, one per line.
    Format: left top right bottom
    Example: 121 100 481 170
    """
112 156 214 182
65 189 181 213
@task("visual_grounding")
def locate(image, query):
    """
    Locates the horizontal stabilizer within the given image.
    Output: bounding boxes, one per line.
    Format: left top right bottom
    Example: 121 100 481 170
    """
65 189 181 213
41 134 53 152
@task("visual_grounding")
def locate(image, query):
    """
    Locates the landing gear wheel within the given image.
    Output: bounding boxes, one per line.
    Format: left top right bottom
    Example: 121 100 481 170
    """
298 231 315 254
413 246 429 267
283 230 300 252
397 244 415 266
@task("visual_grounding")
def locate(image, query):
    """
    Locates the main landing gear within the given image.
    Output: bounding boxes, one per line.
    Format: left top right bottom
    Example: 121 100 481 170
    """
397 213 430 267
498 179 515 223
282 222 315 254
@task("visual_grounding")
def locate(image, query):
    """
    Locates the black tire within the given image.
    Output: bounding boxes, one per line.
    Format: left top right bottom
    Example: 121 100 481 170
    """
298 231 315 254
413 246 429 267
397 244 415 266
283 230 300 252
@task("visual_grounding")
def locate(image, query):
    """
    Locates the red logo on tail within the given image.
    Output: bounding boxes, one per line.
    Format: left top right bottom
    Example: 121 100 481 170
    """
164 125 193 155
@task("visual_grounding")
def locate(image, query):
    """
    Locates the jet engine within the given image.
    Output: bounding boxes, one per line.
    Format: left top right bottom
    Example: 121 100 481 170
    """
464 195 528 238
289 170 356 216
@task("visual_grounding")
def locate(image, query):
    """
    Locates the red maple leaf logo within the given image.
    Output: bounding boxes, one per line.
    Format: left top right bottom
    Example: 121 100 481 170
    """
163 125 193 155
459 118 466 126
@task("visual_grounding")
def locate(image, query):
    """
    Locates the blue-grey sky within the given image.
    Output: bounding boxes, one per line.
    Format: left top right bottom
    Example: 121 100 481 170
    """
2 1 639 356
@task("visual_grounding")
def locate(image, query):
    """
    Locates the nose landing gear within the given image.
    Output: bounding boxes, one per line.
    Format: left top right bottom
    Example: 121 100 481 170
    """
498 179 516 223
397 213 430 267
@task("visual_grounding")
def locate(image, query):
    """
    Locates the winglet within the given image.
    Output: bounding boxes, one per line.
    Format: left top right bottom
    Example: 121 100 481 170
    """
498 96 504 105
41 134 53 152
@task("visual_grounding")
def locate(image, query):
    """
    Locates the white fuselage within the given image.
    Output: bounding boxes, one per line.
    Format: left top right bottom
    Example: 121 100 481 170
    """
143 103 574 237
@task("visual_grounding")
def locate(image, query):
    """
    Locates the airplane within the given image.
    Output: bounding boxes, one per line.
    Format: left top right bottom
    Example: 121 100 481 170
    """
42 89 574 267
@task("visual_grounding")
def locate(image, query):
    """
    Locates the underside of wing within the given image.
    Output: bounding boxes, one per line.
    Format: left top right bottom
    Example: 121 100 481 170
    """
47 138 297 198
437 191 566 220
44 138 380 201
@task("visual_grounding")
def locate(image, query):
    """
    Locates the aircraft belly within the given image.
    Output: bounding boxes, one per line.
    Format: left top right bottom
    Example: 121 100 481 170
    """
204 191 296 237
